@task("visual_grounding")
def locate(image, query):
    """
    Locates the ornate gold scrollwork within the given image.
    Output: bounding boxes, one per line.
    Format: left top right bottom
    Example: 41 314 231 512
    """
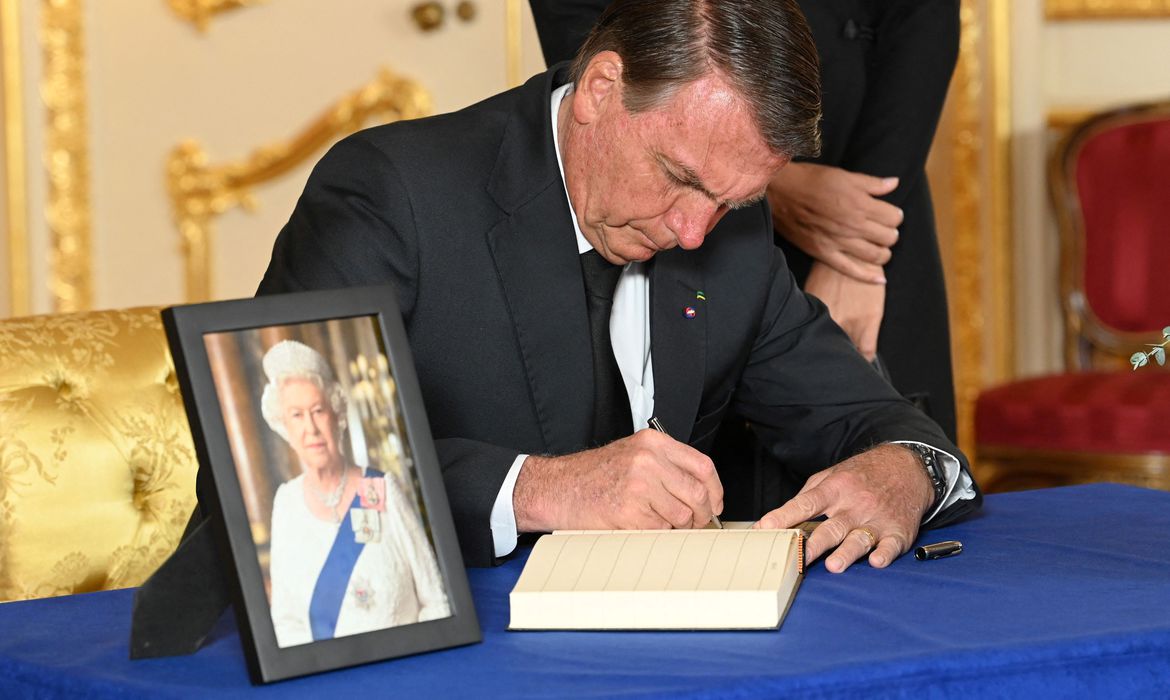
167 69 431 302
43 0 93 313
1047 0 1170 19
167 0 265 32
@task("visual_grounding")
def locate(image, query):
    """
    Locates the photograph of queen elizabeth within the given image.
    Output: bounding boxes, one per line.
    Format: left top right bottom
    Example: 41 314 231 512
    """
253 337 450 648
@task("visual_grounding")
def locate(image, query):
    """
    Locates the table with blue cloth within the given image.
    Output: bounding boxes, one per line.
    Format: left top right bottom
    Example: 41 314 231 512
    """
2 483 1169 698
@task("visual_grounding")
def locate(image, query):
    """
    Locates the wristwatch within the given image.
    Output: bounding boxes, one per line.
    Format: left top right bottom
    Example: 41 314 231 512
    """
904 443 947 511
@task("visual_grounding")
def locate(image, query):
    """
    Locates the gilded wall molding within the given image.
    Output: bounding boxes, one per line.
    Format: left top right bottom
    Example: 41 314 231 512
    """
167 0 265 32
42 0 93 312
990 0 1014 385
1047 0 1170 19
168 69 430 302
2 0 30 316
950 0 1013 458
951 2 986 459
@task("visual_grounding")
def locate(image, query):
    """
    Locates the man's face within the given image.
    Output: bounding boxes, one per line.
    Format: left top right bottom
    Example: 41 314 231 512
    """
280 377 343 472
562 64 788 265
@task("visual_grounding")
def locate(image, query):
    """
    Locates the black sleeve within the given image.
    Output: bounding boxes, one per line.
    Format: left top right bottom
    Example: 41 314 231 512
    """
733 242 980 525
258 135 523 567
257 133 420 321
734 247 955 468
528 0 611 65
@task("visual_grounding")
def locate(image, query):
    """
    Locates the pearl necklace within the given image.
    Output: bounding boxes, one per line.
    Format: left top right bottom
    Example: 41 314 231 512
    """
309 466 349 522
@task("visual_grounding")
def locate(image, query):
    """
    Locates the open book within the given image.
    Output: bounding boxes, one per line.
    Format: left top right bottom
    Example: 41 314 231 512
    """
509 526 805 630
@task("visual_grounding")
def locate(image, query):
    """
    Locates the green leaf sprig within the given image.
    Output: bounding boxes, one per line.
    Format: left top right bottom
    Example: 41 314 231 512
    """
1131 327 1170 370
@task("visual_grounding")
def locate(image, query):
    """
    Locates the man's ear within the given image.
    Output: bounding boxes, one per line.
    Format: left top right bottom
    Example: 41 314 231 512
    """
573 50 623 124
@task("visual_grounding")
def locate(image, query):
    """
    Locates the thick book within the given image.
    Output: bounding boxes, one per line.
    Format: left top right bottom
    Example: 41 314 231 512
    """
508 527 805 630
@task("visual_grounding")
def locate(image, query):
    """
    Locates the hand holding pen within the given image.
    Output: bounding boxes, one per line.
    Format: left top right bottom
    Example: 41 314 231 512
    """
648 416 723 529
514 416 723 533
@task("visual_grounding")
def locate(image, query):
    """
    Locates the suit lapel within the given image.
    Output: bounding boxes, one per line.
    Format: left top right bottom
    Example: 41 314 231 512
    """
486 191 593 454
650 249 707 441
484 66 593 453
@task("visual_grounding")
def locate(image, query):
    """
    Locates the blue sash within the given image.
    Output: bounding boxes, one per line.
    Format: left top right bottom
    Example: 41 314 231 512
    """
308 468 385 641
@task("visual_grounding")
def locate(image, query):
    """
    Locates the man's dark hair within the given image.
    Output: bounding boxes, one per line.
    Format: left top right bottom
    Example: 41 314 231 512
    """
568 0 822 159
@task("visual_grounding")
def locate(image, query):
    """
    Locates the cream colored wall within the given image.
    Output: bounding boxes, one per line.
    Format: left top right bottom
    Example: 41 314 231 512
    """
2 0 546 317
1012 3 1170 376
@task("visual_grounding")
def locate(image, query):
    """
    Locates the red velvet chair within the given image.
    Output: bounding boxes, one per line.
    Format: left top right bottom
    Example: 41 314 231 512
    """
975 101 1170 492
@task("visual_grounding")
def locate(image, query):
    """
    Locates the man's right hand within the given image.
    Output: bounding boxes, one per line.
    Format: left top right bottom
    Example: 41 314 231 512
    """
513 429 724 532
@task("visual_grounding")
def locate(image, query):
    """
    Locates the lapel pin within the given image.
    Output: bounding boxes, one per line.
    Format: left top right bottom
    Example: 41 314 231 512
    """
683 306 697 319
695 290 706 301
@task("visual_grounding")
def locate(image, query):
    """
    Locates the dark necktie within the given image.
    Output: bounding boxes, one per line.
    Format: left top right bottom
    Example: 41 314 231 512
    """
580 249 633 446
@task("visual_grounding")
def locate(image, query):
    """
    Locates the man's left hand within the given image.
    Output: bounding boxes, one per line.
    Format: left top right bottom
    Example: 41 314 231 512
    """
753 444 934 572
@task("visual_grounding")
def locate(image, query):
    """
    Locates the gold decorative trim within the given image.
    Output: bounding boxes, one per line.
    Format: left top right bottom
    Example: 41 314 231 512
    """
951 1 986 459
42 0 93 312
506 0 522 87
950 0 1014 460
990 0 1014 380
977 444 1170 493
167 0 265 32
168 69 430 302
1048 107 1106 131
2 0 30 316
1046 0 1170 19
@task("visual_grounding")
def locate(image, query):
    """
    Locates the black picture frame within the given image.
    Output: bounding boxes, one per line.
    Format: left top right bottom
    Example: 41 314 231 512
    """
163 286 480 684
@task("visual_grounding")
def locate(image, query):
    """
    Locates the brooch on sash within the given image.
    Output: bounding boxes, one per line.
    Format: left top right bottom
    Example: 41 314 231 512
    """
349 576 376 610
351 507 382 544
359 477 387 512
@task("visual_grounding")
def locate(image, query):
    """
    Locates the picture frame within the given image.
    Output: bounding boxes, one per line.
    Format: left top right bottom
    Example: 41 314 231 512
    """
163 286 480 683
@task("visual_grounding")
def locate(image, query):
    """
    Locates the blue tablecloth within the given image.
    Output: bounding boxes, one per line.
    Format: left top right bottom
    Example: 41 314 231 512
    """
2 483 1169 698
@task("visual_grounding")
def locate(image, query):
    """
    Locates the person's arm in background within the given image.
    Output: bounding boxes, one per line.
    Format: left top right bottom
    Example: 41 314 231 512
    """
768 0 960 359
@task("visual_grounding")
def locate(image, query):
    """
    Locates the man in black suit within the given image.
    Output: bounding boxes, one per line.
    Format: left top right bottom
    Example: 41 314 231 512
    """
259 0 979 570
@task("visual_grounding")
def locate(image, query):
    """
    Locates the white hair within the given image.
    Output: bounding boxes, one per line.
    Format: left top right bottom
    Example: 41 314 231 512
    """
259 340 348 443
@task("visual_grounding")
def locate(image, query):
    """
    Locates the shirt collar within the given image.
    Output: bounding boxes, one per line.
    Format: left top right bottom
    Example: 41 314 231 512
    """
550 83 592 255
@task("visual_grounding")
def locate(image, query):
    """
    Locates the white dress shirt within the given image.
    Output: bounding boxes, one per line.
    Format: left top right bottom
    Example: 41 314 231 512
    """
488 84 973 557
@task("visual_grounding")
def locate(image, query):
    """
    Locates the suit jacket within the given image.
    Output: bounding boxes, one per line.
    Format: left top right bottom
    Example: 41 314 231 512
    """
259 64 977 566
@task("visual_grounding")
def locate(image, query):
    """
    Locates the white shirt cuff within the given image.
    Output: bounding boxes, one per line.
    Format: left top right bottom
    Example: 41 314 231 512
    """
489 454 528 558
892 440 976 524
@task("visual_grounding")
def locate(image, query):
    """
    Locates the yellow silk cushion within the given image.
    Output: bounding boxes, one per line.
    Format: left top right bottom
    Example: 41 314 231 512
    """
0 307 197 601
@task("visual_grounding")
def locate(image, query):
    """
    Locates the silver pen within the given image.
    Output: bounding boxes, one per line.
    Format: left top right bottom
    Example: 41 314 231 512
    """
648 416 723 529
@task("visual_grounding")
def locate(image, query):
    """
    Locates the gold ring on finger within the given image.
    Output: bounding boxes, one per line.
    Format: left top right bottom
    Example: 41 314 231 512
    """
854 526 878 551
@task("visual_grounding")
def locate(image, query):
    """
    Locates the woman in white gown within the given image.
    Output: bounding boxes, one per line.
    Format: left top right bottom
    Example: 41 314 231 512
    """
260 340 449 648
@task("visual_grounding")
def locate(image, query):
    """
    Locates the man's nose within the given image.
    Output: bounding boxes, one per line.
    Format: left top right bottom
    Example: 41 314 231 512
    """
665 196 726 250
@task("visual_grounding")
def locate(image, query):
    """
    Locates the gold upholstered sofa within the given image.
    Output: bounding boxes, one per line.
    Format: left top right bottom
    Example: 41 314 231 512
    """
0 307 197 602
